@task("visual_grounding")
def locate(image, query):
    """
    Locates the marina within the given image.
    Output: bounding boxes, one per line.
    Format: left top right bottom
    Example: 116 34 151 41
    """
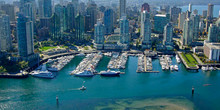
107 52 128 69
70 53 103 75
0 55 220 110
46 55 75 72
136 54 158 73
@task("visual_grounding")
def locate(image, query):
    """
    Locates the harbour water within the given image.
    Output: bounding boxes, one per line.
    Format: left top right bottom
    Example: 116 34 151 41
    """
0 56 220 110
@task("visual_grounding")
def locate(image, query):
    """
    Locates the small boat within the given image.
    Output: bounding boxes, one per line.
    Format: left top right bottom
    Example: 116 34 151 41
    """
170 65 174 71
74 70 94 77
79 86 86 90
100 70 120 77
202 66 208 71
174 65 178 71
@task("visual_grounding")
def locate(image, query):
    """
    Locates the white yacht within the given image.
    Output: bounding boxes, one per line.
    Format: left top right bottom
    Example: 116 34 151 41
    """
176 55 181 63
31 65 55 79
77 53 85 56
100 70 120 77
74 70 94 77
174 65 179 71
170 65 174 71
202 66 209 71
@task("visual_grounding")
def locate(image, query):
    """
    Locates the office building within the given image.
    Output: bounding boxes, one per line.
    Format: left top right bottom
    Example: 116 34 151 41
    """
192 14 200 41
189 3 192 12
119 0 126 18
208 24 218 42
0 14 12 51
207 3 214 19
178 12 186 30
154 14 170 33
86 2 97 30
104 8 114 35
170 6 181 23
1 4 15 21
202 10 207 18
38 0 52 18
120 16 129 45
17 14 34 58
94 20 105 49
204 40 220 61
163 23 173 45
141 11 151 49
75 14 85 41
182 18 193 46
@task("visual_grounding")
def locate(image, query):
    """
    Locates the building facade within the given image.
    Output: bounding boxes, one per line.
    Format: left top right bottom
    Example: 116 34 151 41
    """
94 20 105 49
141 11 151 49
17 14 34 58
208 24 218 42
182 18 193 46
119 0 126 18
0 14 12 51
163 23 173 45
154 14 170 33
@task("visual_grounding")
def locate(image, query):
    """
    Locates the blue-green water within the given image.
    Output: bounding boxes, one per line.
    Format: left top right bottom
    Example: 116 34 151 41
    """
0 56 220 110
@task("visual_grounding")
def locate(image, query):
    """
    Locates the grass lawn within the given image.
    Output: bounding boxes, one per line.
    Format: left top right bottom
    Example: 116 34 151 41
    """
181 53 198 67
39 46 57 51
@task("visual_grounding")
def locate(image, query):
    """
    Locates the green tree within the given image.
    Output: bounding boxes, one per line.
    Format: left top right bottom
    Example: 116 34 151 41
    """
0 66 7 73
18 61 29 70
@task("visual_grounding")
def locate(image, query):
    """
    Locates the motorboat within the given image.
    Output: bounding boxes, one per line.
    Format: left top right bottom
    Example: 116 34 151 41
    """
31 65 55 79
79 86 86 90
174 65 179 71
100 70 120 77
74 70 94 77
170 65 174 71
176 55 181 63
47 67 58 72
202 66 208 71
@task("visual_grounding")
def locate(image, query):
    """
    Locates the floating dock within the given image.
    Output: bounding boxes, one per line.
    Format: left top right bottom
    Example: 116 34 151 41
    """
136 55 157 73
107 53 128 69
70 53 102 75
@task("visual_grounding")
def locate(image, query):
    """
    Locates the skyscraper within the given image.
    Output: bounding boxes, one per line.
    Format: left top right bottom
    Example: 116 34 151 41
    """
154 14 170 33
23 3 35 22
75 14 85 41
178 12 186 30
207 3 214 19
65 3 75 32
192 14 200 41
38 0 52 18
119 0 126 18
170 6 181 24
1 4 15 21
141 3 150 12
120 16 129 44
141 11 151 49
17 14 34 58
0 14 12 51
86 2 97 30
104 8 114 35
94 20 105 49
202 10 207 18
188 3 192 12
55 4 64 37
182 18 193 46
163 23 173 45
208 24 218 42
